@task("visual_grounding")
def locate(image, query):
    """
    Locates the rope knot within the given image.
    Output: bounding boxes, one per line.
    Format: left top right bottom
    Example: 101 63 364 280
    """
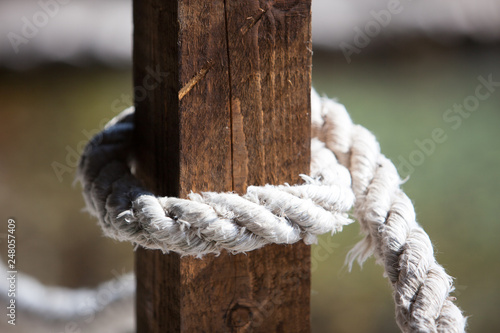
77 89 466 332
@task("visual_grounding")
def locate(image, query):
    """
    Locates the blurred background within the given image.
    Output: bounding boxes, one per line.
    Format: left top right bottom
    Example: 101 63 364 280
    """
1 0 499 332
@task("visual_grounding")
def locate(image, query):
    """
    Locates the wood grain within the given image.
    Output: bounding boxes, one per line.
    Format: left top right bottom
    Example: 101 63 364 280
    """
133 0 312 331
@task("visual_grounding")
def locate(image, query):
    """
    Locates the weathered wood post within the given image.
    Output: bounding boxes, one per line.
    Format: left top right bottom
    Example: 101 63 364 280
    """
133 1 312 331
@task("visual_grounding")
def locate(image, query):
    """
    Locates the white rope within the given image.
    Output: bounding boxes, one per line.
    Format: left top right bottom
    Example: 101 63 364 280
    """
76 108 355 256
72 89 465 332
0 258 134 333
311 91 467 332
0 259 134 321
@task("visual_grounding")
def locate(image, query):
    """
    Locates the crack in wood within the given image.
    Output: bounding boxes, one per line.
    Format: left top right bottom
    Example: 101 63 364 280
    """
222 0 236 195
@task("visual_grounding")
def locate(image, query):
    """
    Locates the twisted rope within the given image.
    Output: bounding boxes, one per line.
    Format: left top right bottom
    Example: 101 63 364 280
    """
77 110 355 256
0 259 134 322
77 89 466 332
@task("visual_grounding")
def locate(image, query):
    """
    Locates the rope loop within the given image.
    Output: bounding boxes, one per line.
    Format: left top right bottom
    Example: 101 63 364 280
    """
77 89 466 332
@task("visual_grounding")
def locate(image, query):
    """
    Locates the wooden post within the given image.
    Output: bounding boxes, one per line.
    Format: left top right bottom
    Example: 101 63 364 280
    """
133 1 312 332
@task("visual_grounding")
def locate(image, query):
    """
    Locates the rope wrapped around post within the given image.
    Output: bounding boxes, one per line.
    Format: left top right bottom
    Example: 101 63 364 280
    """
77 89 466 333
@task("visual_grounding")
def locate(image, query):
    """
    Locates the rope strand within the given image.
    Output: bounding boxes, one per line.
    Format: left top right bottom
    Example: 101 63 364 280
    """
311 90 466 332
